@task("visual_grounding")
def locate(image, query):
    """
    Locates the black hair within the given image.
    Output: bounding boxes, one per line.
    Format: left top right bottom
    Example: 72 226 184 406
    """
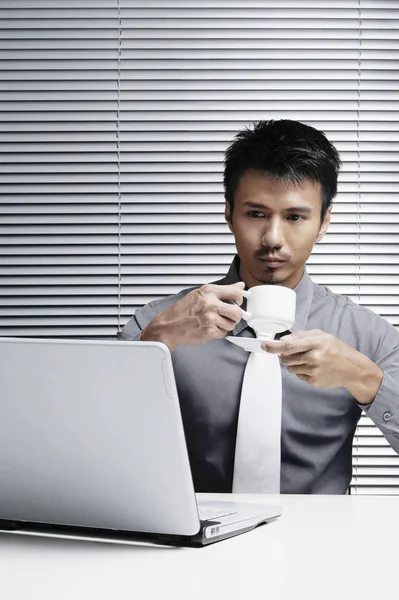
223 119 341 221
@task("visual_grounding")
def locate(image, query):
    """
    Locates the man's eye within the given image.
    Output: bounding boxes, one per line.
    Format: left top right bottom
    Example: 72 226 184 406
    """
287 214 304 222
247 211 265 218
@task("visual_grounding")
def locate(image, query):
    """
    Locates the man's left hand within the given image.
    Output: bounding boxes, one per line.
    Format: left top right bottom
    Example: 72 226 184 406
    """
262 329 383 405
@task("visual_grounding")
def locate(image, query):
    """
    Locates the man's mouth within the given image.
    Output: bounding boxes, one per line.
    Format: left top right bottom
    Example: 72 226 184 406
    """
258 256 287 268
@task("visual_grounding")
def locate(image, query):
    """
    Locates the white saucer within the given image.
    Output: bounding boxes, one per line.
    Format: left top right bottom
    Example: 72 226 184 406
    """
226 335 272 353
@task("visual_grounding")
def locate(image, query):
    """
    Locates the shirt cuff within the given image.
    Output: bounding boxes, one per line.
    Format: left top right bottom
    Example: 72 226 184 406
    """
361 371 399 437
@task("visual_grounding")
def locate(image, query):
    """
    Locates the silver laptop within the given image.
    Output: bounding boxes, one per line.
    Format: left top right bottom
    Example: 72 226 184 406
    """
0 337 281 546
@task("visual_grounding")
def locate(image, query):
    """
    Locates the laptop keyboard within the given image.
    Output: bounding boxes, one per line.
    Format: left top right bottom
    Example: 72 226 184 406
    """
198 508 237 521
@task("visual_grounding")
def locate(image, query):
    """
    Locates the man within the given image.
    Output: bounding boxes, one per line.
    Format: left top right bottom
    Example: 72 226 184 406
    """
121 119 399 494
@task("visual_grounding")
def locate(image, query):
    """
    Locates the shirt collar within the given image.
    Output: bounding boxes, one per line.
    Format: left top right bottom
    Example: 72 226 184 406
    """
221 255 314 336
219 254 242 286
290 268 314 332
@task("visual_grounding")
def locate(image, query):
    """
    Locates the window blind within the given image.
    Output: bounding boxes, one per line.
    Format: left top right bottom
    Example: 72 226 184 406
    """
0 0 122 337
1 0 398 494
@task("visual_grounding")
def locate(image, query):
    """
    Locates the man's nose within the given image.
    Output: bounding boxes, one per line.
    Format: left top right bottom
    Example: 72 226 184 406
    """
261 217 285 248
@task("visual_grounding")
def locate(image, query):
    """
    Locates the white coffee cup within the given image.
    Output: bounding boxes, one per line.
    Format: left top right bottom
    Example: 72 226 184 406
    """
241 285 296 338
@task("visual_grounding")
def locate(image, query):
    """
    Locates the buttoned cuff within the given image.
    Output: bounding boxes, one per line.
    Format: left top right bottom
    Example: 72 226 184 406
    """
361 371 399 438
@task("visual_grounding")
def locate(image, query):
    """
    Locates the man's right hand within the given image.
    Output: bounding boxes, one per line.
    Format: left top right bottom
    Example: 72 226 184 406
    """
140 281 246 351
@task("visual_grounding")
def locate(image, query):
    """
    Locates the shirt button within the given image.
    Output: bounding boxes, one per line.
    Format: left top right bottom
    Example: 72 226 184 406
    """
383 412 392 421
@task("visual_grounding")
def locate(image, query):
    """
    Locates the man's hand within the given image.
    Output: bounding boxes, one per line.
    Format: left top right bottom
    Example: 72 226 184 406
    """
141 282 245 351
262 329 383 405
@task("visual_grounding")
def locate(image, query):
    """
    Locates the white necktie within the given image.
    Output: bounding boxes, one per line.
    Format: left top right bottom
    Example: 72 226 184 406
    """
232 334 282 493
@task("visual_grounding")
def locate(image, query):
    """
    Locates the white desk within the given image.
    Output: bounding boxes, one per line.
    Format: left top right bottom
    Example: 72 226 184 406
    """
0 493 397 600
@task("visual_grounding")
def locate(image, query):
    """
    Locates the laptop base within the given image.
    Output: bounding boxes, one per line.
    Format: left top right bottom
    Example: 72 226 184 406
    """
0 517 277 547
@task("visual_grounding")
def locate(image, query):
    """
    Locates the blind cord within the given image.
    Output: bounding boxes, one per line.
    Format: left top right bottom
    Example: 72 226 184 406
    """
117 0 122 333
353 0 363 495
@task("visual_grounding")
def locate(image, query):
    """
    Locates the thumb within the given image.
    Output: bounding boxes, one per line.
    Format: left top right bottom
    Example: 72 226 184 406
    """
281 330 307 340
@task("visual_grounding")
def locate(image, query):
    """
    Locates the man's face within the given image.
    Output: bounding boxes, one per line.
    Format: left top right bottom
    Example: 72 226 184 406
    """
225 169 331 289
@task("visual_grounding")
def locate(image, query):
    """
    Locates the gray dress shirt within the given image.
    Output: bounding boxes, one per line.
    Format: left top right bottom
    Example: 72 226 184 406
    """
120 257 399 494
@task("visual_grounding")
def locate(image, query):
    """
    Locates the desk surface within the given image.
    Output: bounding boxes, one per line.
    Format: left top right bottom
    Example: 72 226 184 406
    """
0 493 396 600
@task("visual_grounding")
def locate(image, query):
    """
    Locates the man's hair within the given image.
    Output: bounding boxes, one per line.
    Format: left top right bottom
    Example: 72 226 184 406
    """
223 119 341 221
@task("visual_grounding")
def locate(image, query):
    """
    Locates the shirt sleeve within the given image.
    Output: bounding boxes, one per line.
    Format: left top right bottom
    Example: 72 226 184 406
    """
361 314 399 454
118 285 199 342
118 302 159 341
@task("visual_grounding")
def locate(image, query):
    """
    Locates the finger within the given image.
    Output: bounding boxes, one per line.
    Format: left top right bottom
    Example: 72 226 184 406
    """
262 338 315 355
200 319 233 340
295 373 312 384
280 351 309 367
211 320 239 339
261 341 285 354
216 314 241 332
217 299 242 323
289 369 324 387
285 362 311 374
203 309 240 333
282 329 324 340
213 325 231 338
206 282 246 304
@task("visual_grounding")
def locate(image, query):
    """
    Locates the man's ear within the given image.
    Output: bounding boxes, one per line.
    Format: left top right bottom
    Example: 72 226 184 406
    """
316 206 331 242
225 199 234 233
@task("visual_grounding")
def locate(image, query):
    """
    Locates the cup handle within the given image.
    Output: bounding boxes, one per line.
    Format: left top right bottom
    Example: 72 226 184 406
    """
240 289 251 320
